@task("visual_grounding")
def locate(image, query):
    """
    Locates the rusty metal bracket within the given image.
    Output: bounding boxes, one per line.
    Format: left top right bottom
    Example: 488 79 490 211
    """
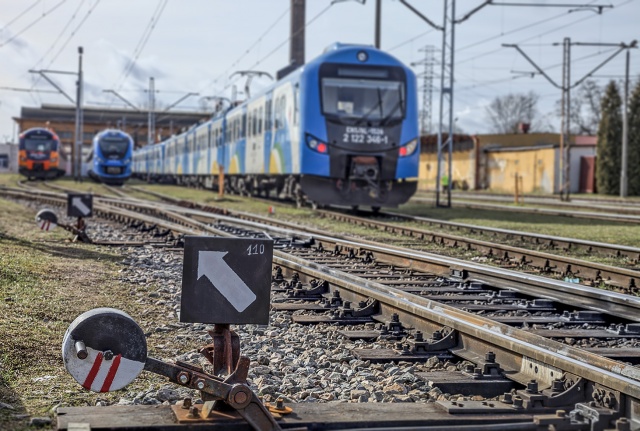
59 218 92 243
146 356 282 431
200 324 240 377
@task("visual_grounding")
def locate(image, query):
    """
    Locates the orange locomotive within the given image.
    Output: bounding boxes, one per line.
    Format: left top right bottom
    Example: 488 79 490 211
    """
18 127 65 179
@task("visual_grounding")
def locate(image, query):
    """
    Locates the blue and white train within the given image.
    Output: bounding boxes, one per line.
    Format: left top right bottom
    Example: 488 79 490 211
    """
88 129 134 186
133 43 420 209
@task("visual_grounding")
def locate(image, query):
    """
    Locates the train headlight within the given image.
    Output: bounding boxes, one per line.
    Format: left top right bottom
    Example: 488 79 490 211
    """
399 139 418 157
306 134 328 154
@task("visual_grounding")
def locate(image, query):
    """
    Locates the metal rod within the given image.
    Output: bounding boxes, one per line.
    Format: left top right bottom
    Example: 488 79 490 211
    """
375 0 381 48
621 49 630 197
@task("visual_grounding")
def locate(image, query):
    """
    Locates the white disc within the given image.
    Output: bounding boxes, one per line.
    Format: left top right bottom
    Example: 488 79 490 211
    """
62 308 147 392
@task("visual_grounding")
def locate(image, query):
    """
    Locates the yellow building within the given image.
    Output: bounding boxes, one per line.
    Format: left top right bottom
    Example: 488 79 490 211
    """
418 133 597 194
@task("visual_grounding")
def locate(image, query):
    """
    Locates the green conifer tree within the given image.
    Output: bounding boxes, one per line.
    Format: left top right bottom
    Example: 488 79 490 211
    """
627 79 640 195
596 81 622 194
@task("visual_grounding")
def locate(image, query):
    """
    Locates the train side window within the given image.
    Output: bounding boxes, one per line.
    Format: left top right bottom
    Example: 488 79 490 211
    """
258 107 263 134
243 115 247 138
248 113 252 137
294 84 299 126
252 111 257 136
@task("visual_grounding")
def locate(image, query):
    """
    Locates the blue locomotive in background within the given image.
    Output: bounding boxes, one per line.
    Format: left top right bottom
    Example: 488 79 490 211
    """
133 43 419 209
88 129 134 186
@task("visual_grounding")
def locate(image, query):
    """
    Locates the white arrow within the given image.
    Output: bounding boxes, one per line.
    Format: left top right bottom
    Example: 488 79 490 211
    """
197 251 256 312
72 197 91 216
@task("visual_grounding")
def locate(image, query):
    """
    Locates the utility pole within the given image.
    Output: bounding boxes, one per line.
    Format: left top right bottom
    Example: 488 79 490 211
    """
395 0 611 207
559 38 571 201
148 77 155 146
290 0 306 66
29 46 84 179
621 46 635 197
375 0 381 48
75 47 84 181
505 39 636 200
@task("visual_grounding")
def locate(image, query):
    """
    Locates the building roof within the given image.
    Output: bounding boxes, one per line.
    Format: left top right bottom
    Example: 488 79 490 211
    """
15 104 210 129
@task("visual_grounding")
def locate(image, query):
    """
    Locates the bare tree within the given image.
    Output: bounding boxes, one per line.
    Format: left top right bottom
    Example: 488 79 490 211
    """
484 91 541 133
556 80 602 135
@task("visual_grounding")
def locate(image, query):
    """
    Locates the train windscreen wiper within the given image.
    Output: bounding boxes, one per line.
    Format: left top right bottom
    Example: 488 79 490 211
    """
357 87 384 126
380 98 404 126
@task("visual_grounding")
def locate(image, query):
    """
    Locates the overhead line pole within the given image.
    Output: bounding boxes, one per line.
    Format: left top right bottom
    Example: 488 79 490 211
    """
395 0 611 207
76 47 84 182
28 47 84 179
504 40 635 200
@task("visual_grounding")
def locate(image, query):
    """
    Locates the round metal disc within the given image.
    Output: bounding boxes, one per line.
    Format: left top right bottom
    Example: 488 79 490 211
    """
35 209 57 232
62 308 147 392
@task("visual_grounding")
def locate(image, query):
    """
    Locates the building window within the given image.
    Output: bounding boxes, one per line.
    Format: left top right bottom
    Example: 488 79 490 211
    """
0 155 8 169
58 131 73 139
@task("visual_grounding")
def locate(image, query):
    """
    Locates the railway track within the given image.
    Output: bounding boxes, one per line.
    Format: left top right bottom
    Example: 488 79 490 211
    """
122 185 640 292
411 195 640 224
3 186 640 430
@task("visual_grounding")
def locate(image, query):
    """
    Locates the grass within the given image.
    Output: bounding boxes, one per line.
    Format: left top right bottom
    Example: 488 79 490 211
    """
0 198 169 431
395 202 640 248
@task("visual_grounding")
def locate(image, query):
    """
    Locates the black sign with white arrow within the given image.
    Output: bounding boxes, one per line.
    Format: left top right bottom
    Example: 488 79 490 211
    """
180 236 274 324
67 193 93 218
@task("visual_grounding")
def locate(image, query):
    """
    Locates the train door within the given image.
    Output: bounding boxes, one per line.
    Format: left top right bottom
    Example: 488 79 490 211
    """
270 83 295 174
194 125 207 176
263 93 273 174
245 97 265 174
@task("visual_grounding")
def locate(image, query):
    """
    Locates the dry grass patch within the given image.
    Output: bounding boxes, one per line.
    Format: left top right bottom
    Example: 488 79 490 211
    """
0 198 167 430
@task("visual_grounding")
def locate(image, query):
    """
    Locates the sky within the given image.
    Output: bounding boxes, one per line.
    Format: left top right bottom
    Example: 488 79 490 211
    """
0 0 638 142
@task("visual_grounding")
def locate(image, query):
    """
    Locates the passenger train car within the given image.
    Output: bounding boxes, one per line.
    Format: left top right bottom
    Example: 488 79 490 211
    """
18 127 65 180
88 129 134 185
133 43 419 209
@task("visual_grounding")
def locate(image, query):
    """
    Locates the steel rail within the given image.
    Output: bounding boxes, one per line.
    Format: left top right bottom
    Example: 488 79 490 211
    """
422 191 640 212
6 186 640 414
272 252 640 399
105 195 640 323
411 197 640 224
7 186 640 323
380 209 640 260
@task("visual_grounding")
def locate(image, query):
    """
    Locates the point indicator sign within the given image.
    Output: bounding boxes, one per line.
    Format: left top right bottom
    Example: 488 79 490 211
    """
180 236 274 324
67 193 93 218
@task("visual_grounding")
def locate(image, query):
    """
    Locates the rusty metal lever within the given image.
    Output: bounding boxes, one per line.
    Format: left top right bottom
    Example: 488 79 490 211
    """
144 357 282 431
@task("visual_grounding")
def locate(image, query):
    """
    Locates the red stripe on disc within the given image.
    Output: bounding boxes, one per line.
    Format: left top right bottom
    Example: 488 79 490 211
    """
82 352 104 390
100 354 122 392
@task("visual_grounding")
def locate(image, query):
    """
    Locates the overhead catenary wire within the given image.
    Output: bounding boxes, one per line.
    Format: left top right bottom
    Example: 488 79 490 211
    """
0 0 68 48
204 3 334 104
456 0 632 67
27 0 102 106
198 5 291 94
2 0 43 30
109 0 169 95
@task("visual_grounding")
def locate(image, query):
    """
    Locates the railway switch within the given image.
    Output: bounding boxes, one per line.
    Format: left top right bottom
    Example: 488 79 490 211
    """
35 207 92 243
62 308 283 431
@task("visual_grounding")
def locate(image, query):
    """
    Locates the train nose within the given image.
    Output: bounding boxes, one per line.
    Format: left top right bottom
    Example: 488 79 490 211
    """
350 156 379 181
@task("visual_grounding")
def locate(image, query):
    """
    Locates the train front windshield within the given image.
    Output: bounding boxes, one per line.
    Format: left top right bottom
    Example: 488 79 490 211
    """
21 137 56 152
321 66 405 126
99 137 129 159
